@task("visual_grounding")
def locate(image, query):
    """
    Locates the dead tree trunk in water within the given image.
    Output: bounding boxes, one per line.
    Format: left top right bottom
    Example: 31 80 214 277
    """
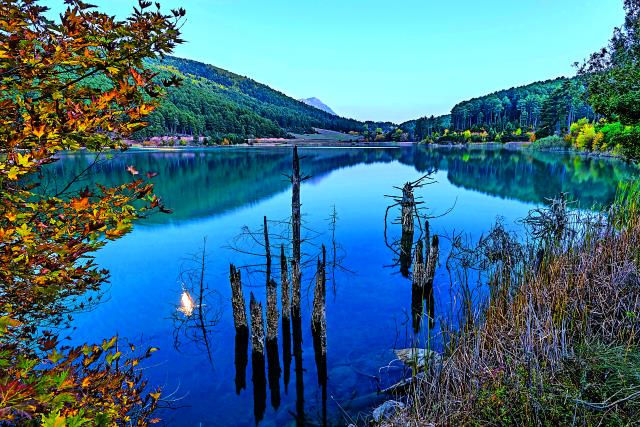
250 293 265 355
425 235 439 289
263 217 279 342
411 240 425 333
311 246 328 427
312 245 327 355
266 279 279 342
264 216 272 284
424 235 439 329
249 293 266 424
281 244 290 322
400 182 415 277
292 146 301 264
291 259 301 314
230 264 247 329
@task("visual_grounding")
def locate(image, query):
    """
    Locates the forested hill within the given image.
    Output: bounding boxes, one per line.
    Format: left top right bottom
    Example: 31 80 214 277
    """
401 76 596 142
448 77 594 134
134 56 390 141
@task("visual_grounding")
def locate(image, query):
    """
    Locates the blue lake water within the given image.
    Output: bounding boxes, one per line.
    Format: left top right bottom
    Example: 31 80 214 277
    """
50 145 636 426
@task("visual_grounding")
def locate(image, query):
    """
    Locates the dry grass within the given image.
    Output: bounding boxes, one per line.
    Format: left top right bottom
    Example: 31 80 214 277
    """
385 182 640 426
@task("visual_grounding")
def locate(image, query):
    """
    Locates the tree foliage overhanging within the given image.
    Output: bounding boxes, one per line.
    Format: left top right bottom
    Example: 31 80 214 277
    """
0 0 184 424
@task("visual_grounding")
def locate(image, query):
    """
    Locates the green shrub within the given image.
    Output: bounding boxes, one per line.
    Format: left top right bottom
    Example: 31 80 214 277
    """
528 135 570 150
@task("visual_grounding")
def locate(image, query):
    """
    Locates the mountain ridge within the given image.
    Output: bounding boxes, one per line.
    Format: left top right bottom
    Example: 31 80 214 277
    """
298 97 337 115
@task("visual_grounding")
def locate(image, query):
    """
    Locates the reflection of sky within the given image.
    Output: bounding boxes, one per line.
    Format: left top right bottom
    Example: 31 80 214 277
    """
65 151 627 426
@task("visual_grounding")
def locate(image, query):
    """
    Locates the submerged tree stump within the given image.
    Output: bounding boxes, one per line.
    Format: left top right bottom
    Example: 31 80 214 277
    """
250 293 265 355
230 264 247 329
281 244 291 322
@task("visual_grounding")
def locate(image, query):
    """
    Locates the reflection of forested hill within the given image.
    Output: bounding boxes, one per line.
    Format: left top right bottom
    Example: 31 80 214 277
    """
401 147 636 207
47 148 404 224
46 147 635 225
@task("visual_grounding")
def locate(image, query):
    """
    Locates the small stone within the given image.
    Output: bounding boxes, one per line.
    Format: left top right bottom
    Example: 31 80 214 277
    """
372 400 405 423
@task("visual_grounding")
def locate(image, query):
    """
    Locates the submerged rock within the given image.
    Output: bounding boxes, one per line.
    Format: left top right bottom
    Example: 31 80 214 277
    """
372 400 405 423
394 348 441 371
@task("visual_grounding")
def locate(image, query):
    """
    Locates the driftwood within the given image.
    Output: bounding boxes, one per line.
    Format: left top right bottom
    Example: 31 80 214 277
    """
229 264 247 329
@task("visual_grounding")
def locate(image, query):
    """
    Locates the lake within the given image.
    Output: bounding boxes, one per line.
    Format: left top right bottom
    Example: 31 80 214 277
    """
50 145 636 426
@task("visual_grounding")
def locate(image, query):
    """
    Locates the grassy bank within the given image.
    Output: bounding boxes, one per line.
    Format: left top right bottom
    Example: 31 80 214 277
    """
384 184 640 426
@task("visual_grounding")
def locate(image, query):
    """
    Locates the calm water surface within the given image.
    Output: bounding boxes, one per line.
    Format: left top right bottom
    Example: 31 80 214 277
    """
51 146 636 426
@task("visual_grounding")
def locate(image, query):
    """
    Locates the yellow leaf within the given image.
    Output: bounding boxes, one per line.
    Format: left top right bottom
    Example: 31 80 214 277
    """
33 125 45 139
16 152 30 167
7 166 20 180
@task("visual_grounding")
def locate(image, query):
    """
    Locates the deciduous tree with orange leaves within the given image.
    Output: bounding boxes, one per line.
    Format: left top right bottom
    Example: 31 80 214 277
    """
0 0 184 424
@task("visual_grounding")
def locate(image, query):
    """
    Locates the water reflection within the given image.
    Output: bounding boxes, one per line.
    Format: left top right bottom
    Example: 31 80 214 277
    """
49 147 636 226
50 145 639 426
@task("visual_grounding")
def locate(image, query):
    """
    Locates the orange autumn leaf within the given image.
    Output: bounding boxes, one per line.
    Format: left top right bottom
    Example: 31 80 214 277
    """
70 197 89 211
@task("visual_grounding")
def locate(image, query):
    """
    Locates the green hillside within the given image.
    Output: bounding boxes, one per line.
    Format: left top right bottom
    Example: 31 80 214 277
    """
134 56 393 142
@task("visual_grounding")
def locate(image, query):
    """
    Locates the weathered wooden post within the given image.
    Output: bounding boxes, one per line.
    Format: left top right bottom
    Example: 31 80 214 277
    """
229 264 247 329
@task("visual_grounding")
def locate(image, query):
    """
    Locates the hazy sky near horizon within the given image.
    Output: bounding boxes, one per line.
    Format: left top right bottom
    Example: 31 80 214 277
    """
45 0 624 123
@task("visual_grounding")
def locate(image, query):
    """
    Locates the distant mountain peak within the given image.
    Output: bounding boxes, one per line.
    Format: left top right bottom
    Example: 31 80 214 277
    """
299 97 337 116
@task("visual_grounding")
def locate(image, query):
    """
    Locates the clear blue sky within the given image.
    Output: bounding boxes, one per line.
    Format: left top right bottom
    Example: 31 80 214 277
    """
44 0 624 123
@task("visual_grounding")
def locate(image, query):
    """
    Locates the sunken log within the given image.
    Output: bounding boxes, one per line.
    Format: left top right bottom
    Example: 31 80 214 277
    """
230 264 247 329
